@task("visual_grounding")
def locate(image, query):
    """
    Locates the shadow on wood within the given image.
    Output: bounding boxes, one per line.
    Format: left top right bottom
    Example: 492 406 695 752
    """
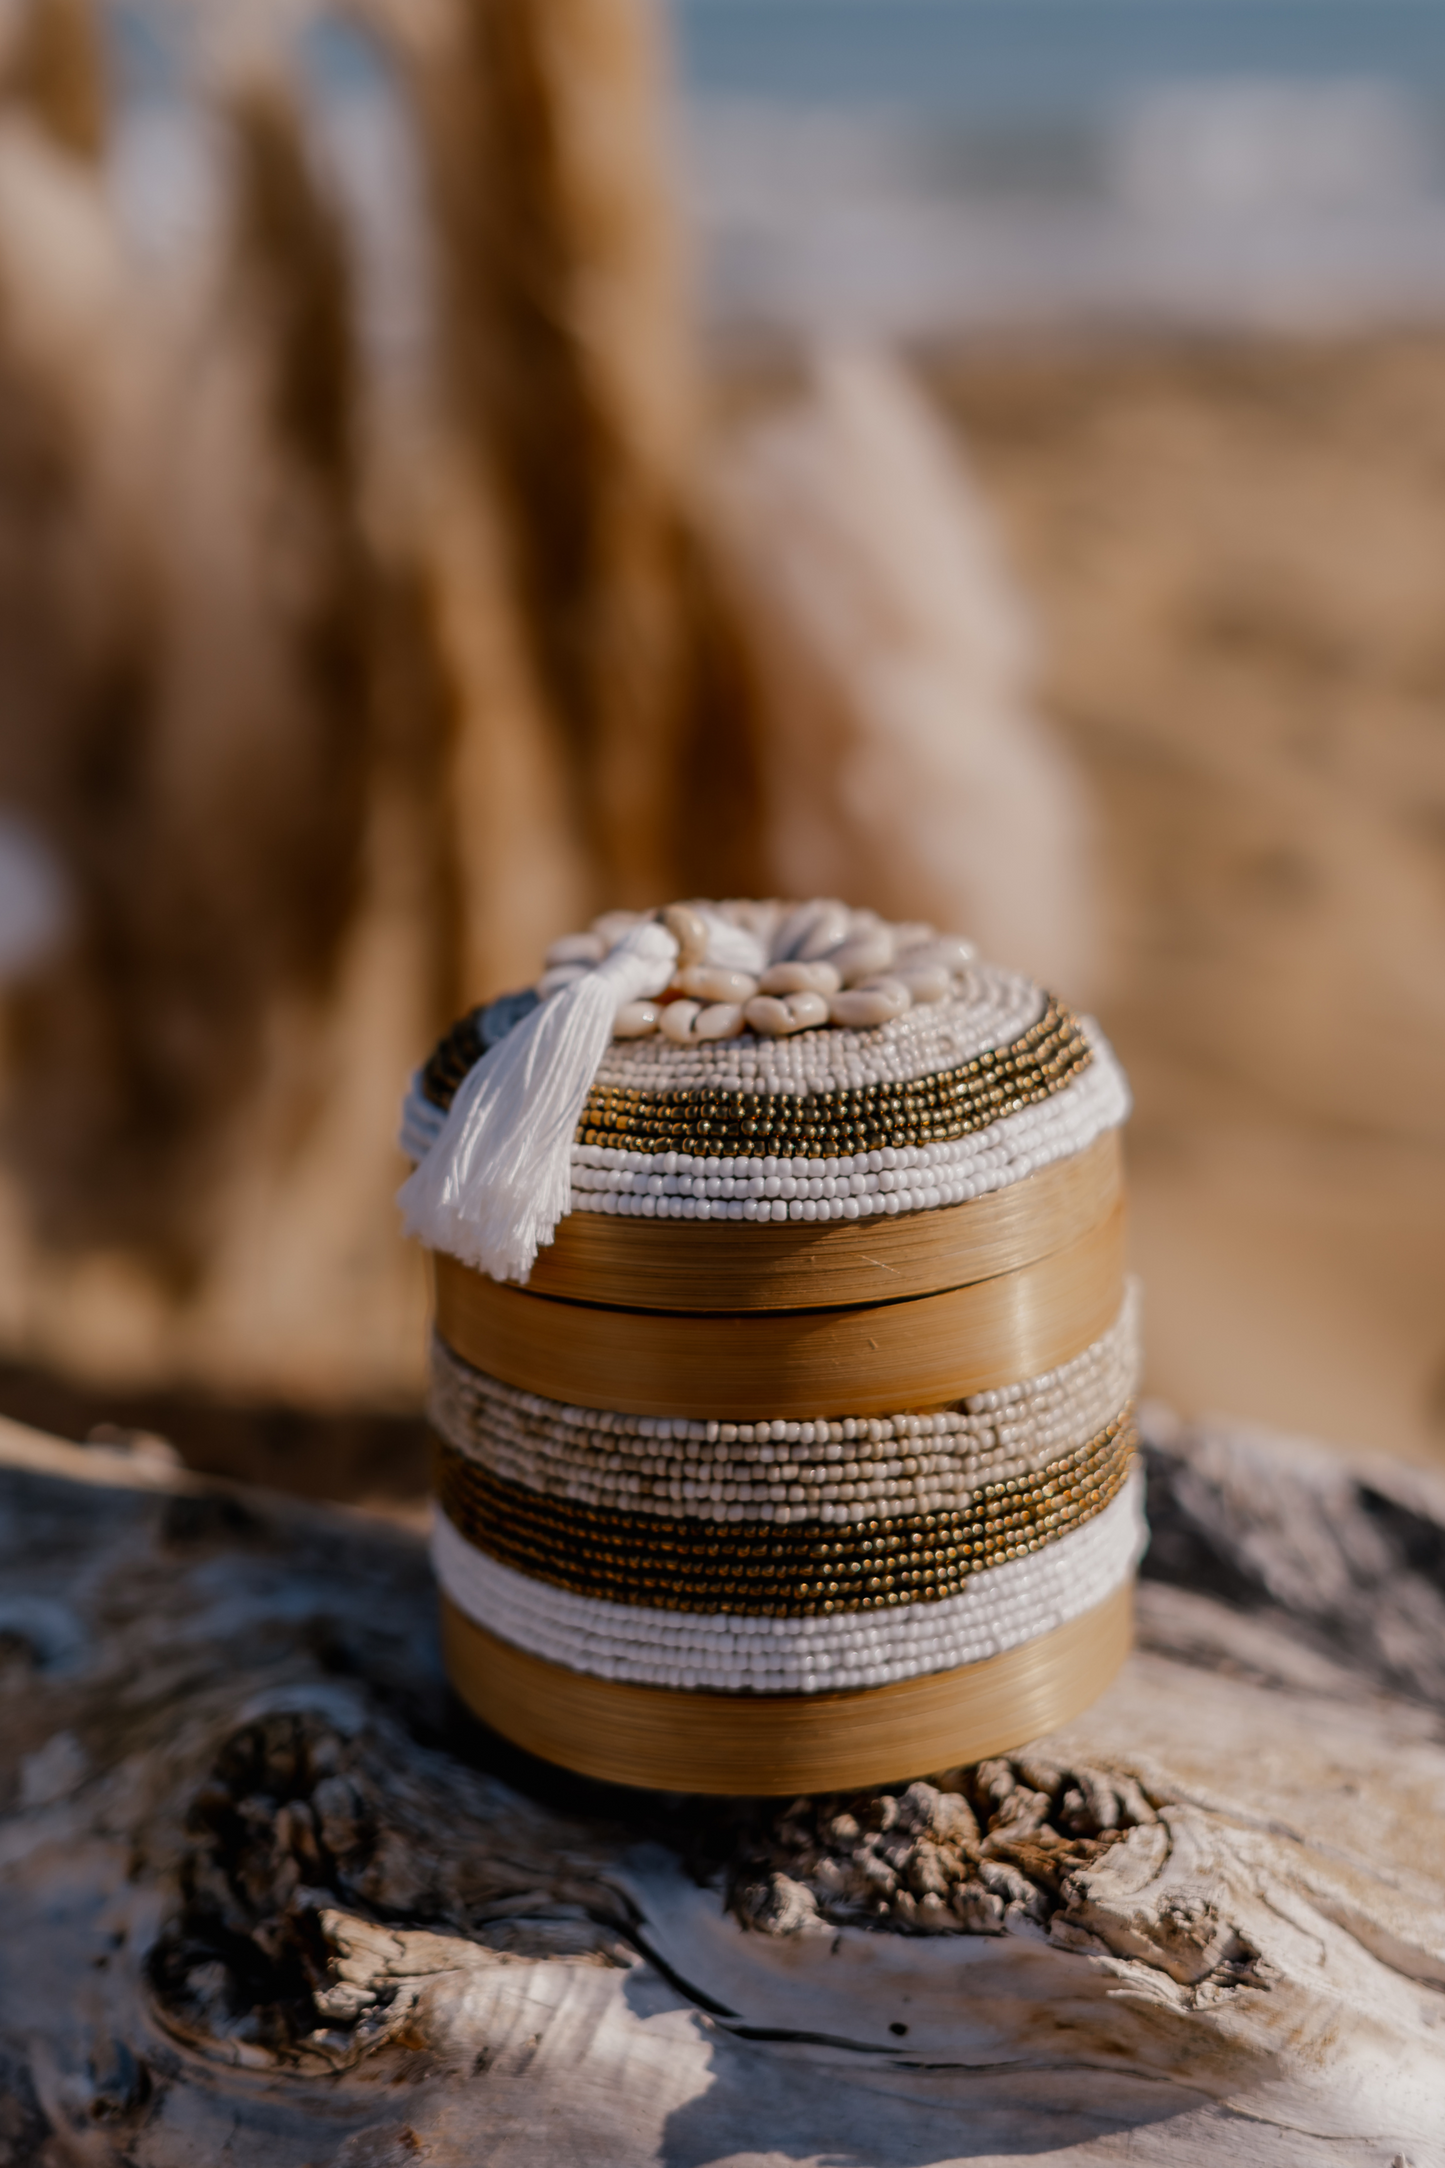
1 1408 1443 2161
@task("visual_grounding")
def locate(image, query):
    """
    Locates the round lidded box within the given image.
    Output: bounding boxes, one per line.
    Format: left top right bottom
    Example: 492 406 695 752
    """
400 899 1142 1795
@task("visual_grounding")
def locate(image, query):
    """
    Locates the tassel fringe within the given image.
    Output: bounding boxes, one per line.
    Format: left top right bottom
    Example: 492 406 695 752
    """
398 919 678 1283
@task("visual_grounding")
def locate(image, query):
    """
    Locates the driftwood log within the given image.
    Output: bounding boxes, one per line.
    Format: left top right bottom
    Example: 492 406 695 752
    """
2 1409 1444 2165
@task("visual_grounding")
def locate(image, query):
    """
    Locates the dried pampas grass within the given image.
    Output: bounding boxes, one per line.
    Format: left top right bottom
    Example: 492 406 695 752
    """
0 119 164 1246
707 346 1098 997
0 0 106 160
196 72 373 1014
0 0 762 1403
376 0 752 911
0 67 377 1280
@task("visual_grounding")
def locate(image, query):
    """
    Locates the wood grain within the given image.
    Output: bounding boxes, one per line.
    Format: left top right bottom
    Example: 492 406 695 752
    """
522 1130 1122 1310
440 1583 1133 1794
7 1416 1445 2156
432 1197 1125 1417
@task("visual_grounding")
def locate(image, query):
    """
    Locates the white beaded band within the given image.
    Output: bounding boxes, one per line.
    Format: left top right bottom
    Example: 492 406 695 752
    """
404 963 1044 1153
568 1035 1126 1223
430 1285 1141 1525
591 959 1039 1094
403 1020 1129 1226
431 1470 1145 1695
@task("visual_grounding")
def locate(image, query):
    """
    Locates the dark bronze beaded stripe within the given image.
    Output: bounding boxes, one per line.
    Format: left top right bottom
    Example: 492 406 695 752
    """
421 1009 487 1112
578 1000 1090 1158
434 1414 1133 1617
420 994 1092 1160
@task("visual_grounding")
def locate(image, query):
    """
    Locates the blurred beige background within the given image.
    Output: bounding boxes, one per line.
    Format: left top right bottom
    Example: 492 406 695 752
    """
0 0 1438 1490
930 336 1445 1467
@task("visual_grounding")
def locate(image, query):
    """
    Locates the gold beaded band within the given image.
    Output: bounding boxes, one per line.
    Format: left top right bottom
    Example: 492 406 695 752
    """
439 1579 1134 1794
418 996 1092 1160
525 1129 1121 1311
420 1008 488 1110
434 1415 1133 1617
432 1194 1126 1420
579 998 1090 1157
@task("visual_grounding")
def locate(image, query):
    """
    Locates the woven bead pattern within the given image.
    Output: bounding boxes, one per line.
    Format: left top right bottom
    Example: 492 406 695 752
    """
590 960 1043 1098
419 963 1044 1122
428 1289 1140 1524
434 1412 1133 1618
576 1001 1089 1161
431 1474 1145 1694
566 1040 1126 1223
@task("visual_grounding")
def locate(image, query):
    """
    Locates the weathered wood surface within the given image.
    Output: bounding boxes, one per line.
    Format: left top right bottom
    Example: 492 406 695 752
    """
2 1409 1444 2166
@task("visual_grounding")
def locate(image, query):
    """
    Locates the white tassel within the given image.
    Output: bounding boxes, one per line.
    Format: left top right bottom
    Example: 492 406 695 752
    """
398 920 679 1284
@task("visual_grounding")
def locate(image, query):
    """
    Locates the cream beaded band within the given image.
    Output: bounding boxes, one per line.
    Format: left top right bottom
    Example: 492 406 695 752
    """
435 1415 1133 1612
429 1293 1137 1628
428 1287 1141 1523
416 910 1003 1120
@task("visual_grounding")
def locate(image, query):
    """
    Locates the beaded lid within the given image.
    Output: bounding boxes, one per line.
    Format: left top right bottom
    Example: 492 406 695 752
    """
405 899 1142 1790
399 898 1128 1255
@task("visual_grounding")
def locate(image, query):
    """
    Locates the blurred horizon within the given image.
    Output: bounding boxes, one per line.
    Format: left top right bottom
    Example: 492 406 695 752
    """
674 0 1445 336
673 0 1445 108
97 0 1445 343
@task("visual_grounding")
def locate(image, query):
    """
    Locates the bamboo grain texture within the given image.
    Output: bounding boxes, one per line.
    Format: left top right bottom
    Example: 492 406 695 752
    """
524 1130 1122 1310
440 1582 1134 1794
432 1196 1126 1418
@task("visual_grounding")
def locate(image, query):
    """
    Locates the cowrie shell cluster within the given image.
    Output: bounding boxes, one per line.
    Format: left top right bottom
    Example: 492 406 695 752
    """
536 900 977 1040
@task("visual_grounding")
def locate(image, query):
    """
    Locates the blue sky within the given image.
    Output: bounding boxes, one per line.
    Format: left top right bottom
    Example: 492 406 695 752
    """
671 1 1445 116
